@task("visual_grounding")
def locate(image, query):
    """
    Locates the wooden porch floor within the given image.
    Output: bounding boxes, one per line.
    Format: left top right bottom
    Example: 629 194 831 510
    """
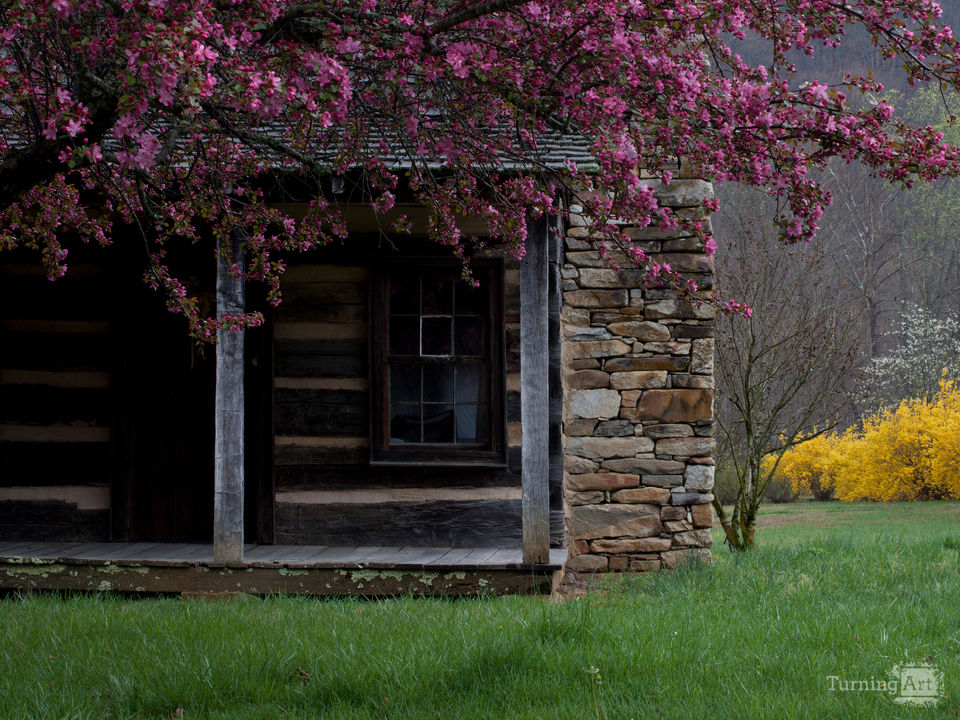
0 542 567 596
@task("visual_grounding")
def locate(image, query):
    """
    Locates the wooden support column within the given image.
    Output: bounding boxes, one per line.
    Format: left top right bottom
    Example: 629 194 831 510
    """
521 213 551 564
214 233 245 563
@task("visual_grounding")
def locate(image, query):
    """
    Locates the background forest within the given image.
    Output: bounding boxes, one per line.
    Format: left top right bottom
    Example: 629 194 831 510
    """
713 5 960 514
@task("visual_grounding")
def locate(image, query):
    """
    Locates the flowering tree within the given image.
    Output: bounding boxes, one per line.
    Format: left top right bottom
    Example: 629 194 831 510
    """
856 304 960 412
5 0 960 336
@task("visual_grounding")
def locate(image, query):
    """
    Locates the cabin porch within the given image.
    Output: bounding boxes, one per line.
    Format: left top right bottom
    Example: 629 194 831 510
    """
0 541 566 597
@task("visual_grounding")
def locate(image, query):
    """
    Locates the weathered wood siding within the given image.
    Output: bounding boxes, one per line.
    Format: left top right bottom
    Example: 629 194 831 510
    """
0 262 113 540
272 253 564 547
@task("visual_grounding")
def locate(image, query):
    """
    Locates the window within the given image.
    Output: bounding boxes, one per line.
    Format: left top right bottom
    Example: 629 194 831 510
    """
370 260 505 465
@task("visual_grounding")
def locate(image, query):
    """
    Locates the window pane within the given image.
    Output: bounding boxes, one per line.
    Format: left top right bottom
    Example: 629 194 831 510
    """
390 404 421 443
422 317 452 355
455 364 486 403
423 404 454 442
390 276 419 315
454 316 485 356
389 317 420 355
390 365 420 403
422 276 453 314
454 279 488 316
423 364 454 402
456 405 488 443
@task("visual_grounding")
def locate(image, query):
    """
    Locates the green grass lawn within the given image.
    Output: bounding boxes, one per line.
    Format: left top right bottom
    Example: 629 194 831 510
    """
2 501 960 719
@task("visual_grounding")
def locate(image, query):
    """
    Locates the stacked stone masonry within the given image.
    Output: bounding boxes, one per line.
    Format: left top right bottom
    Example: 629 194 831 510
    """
562 178 716 574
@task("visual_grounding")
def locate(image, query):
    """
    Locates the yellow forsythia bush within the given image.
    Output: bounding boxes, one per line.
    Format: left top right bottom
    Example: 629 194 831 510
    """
772 379 960 501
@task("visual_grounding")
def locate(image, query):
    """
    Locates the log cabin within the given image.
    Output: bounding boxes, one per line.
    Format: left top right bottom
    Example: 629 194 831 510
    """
0 173 716 596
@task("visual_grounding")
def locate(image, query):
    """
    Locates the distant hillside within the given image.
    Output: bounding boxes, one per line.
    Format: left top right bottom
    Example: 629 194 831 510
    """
727 6 960 94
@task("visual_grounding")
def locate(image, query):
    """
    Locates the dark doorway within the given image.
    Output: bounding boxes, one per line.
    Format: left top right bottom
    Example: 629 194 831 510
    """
122 282 217 542
112 248 273 543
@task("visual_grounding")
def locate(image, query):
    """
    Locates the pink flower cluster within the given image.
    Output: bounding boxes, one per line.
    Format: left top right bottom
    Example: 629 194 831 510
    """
4 0 960 336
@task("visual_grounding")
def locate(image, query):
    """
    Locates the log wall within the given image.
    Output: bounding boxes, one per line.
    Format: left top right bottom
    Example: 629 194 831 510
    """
272 252 565 548
0 262 113 540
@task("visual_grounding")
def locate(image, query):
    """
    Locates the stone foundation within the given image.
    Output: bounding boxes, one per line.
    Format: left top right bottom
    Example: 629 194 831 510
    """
561 180 716 575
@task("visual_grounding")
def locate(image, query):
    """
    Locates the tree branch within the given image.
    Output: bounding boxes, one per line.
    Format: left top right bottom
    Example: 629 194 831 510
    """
429 0 528 35
0 75 118 213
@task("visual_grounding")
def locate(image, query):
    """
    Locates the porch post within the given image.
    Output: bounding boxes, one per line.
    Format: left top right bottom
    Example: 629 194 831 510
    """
520 213 551 564
214 233 245 563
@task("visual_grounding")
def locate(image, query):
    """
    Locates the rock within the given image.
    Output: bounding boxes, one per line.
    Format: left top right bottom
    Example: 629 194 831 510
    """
691 504 714 528
693 425 715 439
569 358 600 370
625 223 686 240
656 436 716 457
644 299 715 320
650 179 713 206
568 369 610 389
604 356 689 372
563 289 629 308
661 236 701 251
671 374 714 389
673 324 715 339
590 537 672 553
566 472 639 492
656 252 713 273
610 371 668 390
608 555 629 571
606 321 671 341
660 506 687 520
640 341 690 355
636 389 713 422
564 490 606 506
569 504 662 540
565 454 599 474
643 424 694 439
570 389 621 419
578 268 645 289
565 239 593 252
611 487 671 504
684 464 715 491
642 474 684 488
664 520 694 533
595 419 635 437
565 326 613 341
565 419 597 438
690 338 714 374
601 458 686 474
591 309 646 325
565 251 604 267
567 436 654 459
673 529 713 548
566 554 609 572
562 308 591 326
671 492 714 505
620 390 641 408
630 559 661 572
567 339 632 359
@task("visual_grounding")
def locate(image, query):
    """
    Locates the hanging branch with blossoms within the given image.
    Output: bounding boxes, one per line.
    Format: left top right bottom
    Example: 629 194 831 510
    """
3 0 960 338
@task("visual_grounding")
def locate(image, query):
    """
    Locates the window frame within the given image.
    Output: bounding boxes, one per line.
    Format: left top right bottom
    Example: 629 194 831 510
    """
369 258 506 467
